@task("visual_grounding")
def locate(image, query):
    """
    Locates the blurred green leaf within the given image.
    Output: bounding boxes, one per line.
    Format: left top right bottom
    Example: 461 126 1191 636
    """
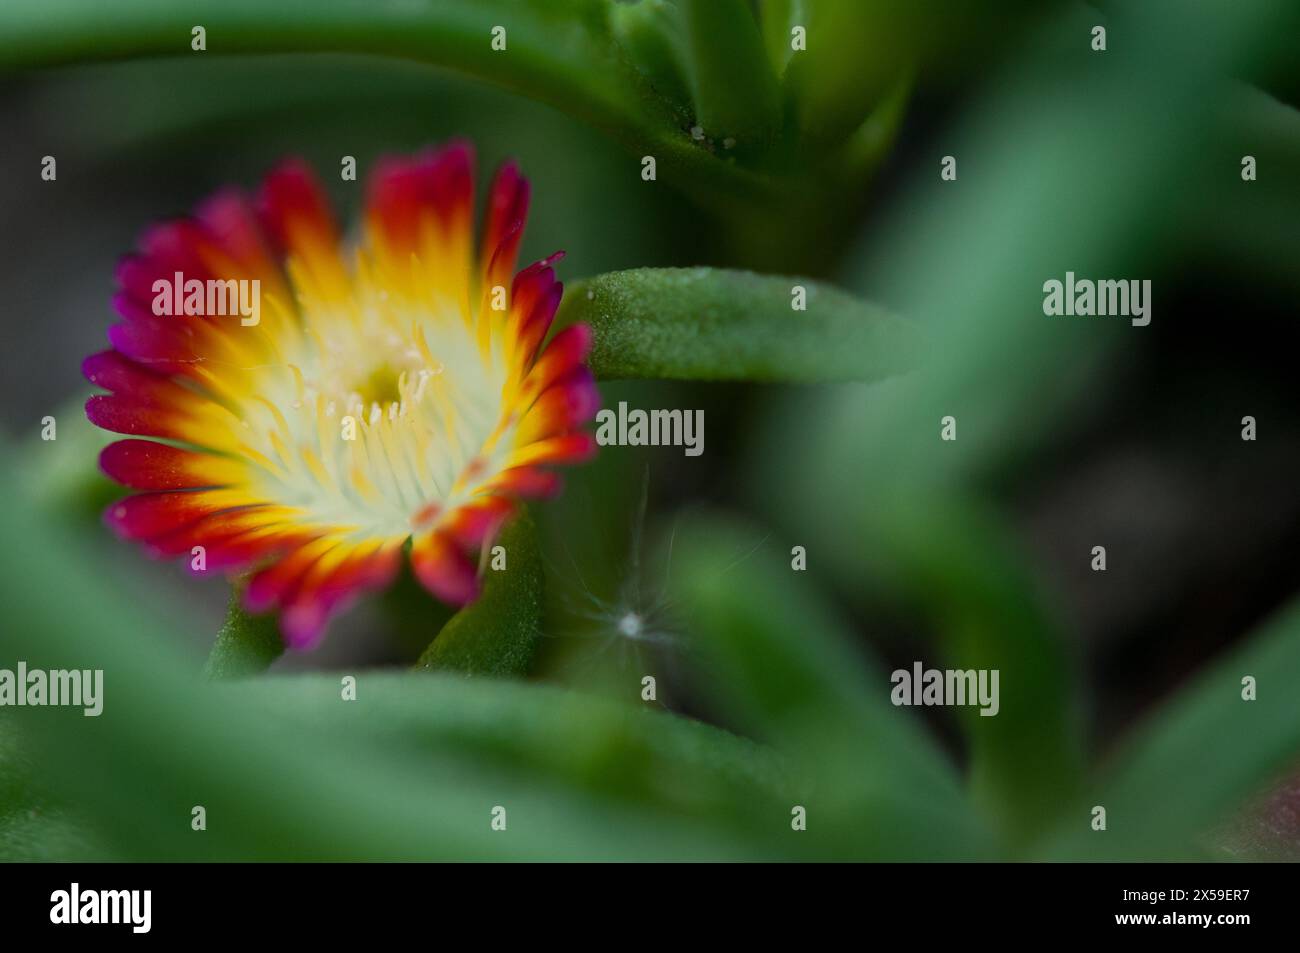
785 0 1054 153
782 0 890 151
609 0 692 117
757 0 802 80
680 0 781 149
0 719 105 861
18 399 117 527
203 586 284 679
862 495 1084 845
0 805 104 862
561 267 920 382
1179 86 1300 291
226 672 790 819
417 513 544 676
785 0 1297 501
0 464 790 860
1041 599 1300 860
753 0 1297 844
668 509 997 860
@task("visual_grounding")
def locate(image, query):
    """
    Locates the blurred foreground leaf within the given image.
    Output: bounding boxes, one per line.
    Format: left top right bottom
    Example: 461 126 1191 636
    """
751 0 1295 850
417 513 544 676
17 399 117 527
561 267 920 383
225 672 788 817
0 464 793 860
861 495 1083 845
1041 599 1300 860
0 719 106 861
668 509 997 860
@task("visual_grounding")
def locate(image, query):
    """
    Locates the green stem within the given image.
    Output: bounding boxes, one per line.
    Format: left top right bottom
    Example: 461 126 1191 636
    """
0 0 775 205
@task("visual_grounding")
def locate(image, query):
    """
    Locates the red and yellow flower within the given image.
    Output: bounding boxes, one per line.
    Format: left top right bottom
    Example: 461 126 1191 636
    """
85 143 597 648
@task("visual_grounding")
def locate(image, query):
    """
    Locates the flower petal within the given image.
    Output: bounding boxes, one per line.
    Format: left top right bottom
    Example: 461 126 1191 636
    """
99 439 246 490
411 530 479 606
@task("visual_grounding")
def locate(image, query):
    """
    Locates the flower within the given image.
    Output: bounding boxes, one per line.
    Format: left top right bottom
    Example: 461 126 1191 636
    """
84 143 598 649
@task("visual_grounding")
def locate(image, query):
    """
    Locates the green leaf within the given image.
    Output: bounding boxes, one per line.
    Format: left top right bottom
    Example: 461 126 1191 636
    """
783 0 1047 153
1041 599 1300 860
667 510 996 860
559 267 920 383
225 672 790 819
416 512 544 676
609 0 692 117
0 719 106 861
1179 87 1300 292
202 586 285 680
861 495 1084 846
680 0 781 149
757 0 802 80
782 0 889 151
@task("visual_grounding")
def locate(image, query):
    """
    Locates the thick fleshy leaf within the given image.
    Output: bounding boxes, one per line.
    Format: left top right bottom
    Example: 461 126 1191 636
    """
609 0 692 116
202 586 285 679
558 267 920 383
680 0 780 149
